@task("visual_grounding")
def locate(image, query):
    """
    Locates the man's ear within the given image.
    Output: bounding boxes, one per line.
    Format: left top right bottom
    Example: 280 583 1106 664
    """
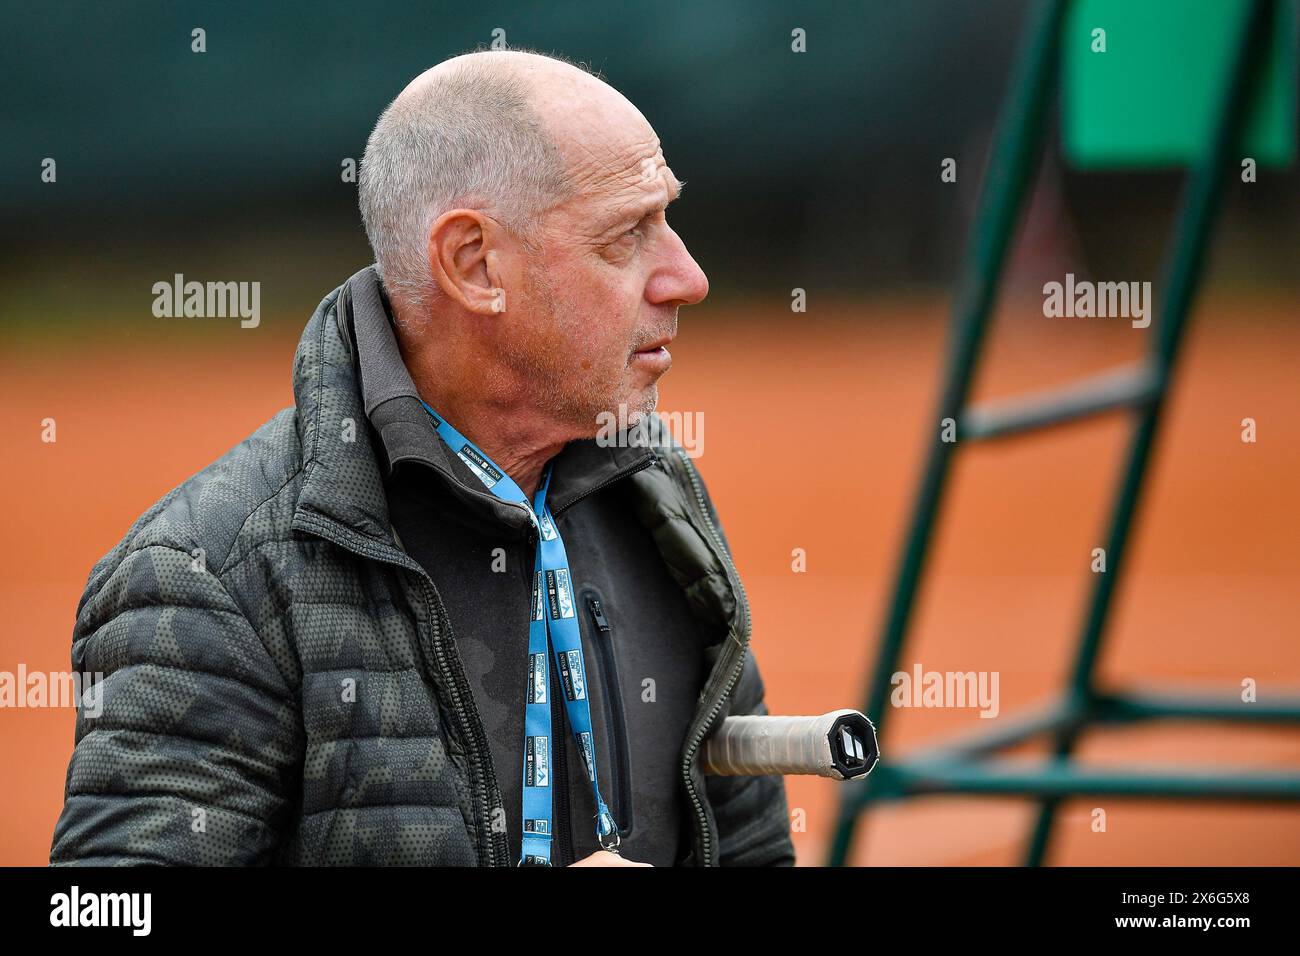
427 209 510 315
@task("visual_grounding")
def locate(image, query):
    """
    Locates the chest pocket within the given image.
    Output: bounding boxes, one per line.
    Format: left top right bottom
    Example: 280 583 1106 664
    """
578 584 634 837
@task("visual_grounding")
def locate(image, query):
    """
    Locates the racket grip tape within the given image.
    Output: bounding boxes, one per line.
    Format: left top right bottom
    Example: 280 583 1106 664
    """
700 709 879 779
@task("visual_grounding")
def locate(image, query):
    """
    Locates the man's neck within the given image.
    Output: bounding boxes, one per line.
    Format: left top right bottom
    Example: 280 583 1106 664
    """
401 353 566 503
440 401 566 502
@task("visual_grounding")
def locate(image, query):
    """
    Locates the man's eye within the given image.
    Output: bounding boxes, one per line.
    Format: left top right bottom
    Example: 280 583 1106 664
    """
606 227 641 254
605 216 653 256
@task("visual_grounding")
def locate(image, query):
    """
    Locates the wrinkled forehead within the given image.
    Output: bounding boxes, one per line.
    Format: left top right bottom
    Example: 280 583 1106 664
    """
534 75 676 211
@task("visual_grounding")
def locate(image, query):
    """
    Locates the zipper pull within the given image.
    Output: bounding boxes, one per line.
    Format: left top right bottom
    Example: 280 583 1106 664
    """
586 595 611 633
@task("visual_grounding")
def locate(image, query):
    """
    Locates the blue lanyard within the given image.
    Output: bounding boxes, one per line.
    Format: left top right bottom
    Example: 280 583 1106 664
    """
420 400 618 865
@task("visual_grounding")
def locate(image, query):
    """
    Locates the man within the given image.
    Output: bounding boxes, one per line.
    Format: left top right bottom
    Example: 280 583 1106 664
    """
49 49 793 867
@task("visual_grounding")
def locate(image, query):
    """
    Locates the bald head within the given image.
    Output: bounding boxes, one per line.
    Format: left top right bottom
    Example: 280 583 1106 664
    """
359 50 629 311
357 48 706 461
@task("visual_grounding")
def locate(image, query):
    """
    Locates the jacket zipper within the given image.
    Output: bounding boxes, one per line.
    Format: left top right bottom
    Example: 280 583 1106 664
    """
668 447 751 867
549 454 657 517
582 587 633 836
293 511 508 866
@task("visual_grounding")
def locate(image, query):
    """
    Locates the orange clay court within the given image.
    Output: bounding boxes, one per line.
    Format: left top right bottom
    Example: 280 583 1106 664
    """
2 292 1297 865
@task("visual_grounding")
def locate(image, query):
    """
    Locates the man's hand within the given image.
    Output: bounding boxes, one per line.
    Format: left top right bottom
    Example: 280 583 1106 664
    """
568 850 652 867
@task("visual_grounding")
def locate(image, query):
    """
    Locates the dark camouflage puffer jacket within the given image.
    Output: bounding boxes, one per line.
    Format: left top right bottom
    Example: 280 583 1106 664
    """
48 273 794 867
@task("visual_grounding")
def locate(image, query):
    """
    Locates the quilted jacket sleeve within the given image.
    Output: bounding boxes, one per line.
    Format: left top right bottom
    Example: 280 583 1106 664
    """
692 464 796 867
50 544 302 866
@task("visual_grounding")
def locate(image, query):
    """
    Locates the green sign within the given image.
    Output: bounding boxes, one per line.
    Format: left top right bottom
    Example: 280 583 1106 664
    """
1063 0 1296 168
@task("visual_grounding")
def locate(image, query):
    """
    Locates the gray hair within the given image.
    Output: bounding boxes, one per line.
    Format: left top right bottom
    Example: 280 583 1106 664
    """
358 51 578 311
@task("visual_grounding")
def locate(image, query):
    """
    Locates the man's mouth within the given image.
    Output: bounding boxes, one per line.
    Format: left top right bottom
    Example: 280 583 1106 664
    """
634 333 674 353
630 337 673 369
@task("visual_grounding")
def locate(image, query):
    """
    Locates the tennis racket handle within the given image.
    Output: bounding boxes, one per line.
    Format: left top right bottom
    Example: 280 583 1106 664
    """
700 709 879 780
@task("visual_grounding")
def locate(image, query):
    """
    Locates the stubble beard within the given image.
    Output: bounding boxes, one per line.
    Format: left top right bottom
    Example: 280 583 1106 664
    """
497 259 650 438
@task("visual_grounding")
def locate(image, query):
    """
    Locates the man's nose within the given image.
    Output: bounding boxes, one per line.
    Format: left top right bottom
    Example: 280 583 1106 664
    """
646 225 709 307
